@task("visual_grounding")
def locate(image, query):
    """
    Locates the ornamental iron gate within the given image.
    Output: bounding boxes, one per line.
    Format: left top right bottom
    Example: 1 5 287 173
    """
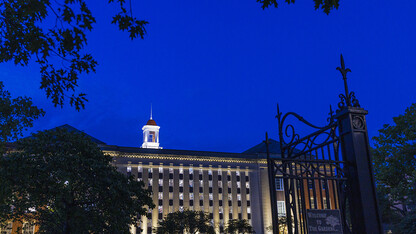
267 55 383 234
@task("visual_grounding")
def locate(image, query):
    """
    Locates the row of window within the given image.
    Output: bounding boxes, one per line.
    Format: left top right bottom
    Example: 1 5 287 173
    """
0 222 35 234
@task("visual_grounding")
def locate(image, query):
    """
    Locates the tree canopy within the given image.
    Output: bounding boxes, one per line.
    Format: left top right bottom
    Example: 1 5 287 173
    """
1 0 340 110
0 0 147 110
224 219 255 234
154 210 215 234
257 0 339 14
0 81 44 150
372 103 416 233
0 128 154 233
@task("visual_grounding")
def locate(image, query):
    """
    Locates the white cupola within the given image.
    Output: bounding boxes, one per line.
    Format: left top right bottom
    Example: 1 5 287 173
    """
141 107 162 149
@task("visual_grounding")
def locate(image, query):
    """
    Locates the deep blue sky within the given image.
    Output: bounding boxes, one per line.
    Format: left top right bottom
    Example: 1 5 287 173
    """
2 0 416 152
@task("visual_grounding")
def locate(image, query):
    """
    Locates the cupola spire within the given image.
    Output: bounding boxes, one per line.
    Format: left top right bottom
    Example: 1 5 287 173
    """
141 105 162 149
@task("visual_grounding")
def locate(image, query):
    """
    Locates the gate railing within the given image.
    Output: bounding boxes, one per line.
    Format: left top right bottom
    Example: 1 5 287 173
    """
267 55 383 234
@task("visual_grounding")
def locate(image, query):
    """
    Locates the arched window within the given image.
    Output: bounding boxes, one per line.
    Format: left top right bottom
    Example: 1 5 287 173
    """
22 222 35 234
1 222 13 234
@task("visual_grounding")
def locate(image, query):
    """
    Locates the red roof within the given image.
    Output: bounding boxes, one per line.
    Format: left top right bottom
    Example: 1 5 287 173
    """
146 119 157 126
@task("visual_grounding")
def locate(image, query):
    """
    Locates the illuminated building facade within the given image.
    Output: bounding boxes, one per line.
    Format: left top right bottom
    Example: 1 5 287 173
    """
102 115 285 233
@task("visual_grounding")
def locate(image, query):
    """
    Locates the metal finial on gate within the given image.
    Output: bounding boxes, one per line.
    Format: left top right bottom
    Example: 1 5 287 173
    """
336 54 352 106
336 54 360 110
327 104 334 122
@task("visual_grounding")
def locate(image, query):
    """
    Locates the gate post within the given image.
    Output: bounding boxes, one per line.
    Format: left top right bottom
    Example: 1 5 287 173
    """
334 55 382 233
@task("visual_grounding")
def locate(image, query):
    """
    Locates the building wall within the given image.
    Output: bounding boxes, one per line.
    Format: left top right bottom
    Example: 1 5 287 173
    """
110 152 270 234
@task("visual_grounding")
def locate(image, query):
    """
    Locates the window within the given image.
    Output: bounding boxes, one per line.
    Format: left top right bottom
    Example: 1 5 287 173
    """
158 179 163 186
169 179 173 187
229 213 233 219
179 167 184 174
190 193 194 200
179 180 184 187
158 206 163 213
148 134 153 142
277 201 286 217
169 167 173 174
148 178 153 186
189 167 193 174
247 200 251 206
237 194 241 201
190 200 194 206
236 171 240 176
179 193 184 200
22 222 35 234
246 182 250 188
189 180 193 187
227 181 231 188
127 166 131 173
159 167 163 173
179 174 184 180
308 180 314 190
169 192 173 199
199 187 203 193
310 197 315 209
275 178 284 191
179 200 183 206
237 181 241 188
218 175 222 180
158 192 163 199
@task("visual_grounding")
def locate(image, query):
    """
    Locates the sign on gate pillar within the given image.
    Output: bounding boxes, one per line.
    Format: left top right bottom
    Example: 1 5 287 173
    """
306 209 343 234
334 55 382 234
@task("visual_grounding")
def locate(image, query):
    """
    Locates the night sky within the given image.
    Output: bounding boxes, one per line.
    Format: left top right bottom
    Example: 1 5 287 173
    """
2 0 416 153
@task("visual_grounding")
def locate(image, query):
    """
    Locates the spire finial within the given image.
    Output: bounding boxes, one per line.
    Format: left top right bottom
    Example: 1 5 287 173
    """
150 103 153 120
336 54 352 106
336 54 360 110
